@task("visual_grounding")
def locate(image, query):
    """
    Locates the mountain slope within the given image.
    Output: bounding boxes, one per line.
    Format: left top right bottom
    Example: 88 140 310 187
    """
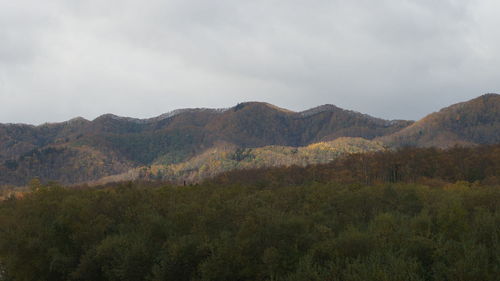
0 102 411 185
1 94 499 186
0 145 132 186
380 94 500 148
92 137 385 185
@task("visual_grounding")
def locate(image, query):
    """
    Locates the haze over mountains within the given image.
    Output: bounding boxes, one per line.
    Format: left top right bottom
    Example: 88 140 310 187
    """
0 94 499 186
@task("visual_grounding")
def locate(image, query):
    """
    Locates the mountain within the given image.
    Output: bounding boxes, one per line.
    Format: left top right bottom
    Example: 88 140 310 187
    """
0 102 410 186
1 94 499 186
379 94 500 148
202 102 411 147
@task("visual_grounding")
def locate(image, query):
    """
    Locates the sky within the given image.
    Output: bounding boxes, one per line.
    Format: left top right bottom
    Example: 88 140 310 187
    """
1 0 499 125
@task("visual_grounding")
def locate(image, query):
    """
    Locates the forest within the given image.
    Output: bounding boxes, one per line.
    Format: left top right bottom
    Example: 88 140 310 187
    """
0 145 499 281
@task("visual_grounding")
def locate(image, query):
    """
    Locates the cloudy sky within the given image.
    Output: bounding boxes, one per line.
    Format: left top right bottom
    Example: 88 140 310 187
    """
1 0 499 124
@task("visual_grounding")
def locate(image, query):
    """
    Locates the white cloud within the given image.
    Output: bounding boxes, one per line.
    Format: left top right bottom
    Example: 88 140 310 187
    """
0 0 499 124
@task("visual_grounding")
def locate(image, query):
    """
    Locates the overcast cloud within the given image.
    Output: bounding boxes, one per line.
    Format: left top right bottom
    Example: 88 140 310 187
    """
1 0 499 124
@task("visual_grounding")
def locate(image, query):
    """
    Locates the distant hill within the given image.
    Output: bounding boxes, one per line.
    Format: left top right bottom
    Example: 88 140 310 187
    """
379 94 500 148
1 94 499 186
92 137 385 185
0 102 409 186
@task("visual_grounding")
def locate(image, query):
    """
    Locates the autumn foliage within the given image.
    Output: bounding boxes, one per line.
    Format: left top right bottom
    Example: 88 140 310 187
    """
210 144 500 187
0 145 499 281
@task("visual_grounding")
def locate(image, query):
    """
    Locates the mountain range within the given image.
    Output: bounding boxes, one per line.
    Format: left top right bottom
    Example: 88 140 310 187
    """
1 94 499 186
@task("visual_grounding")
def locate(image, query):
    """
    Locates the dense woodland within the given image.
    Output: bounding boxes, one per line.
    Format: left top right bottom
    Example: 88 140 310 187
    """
1 145 499 281
210 144 500 187
135 137 384 185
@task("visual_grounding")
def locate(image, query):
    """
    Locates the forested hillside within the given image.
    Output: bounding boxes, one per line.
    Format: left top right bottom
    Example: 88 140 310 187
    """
95 137 384 185
210 144 500 187
1 145 499 281
0 102 410 186
1 94 499 186
380 94 500 148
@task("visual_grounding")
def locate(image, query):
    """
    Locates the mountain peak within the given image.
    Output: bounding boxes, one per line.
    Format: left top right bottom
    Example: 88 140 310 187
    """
479 93 499 99
299 104 342 117
437 93 500 114
94 113 121 121
68 116 89 123
153 108 228 121
233 102 294 113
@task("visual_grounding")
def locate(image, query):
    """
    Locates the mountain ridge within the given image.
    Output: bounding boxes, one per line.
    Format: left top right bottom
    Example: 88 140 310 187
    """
379 93 500 148
2 101 409 127
1 94 498 186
